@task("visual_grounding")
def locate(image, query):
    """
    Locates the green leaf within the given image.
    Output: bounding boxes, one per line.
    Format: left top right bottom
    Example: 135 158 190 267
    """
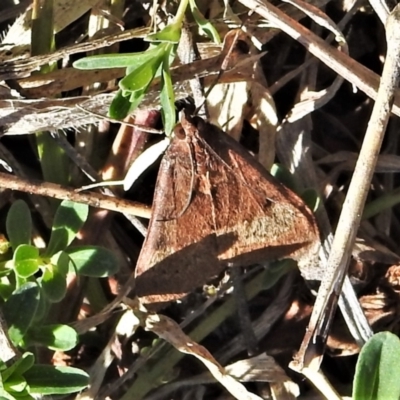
0 389 19 400
146 23 181 43
119 52 163 93
270 164 299 193
0 359 7 372
3 283 40 346
40 264 66 303
363 187 400 220
13 246 40 278
0 390 33 400
65 246 119 277
51 251 69 276
3 376 27 393
301 188 320 213
24 365 88 395
6 201 32 251
160 45 176 137
73 45 162 70
24 325 78 351
2 353 34 383
353 331 400 400
74 52 146 70
106 44 167 119
124 44 161 75
108 89 134 120
46 201 89 256
189 0 221 43
31 292 48 323
0 277 14 302
127 90 147 112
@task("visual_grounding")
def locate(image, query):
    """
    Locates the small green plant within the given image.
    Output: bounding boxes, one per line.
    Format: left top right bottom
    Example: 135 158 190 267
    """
0 199 119 397
0 352 89 399
73 0 220 136
353 331 400 400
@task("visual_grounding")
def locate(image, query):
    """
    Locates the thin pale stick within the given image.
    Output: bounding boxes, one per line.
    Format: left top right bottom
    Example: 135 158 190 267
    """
292 4 400 372
369 0 390 24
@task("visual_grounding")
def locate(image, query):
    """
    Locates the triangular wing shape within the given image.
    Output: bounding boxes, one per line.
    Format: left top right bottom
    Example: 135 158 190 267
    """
135 113 319 305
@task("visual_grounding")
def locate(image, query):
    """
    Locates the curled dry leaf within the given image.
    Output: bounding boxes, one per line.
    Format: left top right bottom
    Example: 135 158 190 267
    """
144 313 263 400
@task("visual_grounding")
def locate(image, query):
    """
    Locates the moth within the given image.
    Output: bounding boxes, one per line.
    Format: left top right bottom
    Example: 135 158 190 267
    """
135 111 320 306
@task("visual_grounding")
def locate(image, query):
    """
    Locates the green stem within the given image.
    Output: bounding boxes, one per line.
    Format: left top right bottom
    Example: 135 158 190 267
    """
174 0 190 26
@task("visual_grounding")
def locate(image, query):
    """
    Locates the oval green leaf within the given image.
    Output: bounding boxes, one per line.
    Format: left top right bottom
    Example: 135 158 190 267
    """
73 52 143 70
6 200 32 251
2 352 34 382
65 246 119 277
3 375 27 393
31 291 49 322
73 46 161 70
119 52 163 93
301 188 320 213
109 89 133 120
24 365 89 395
40 266 66 303
3 283 40 346
25 325 78 351
46 201 89 256
51 251 70 276
13 245 40 278
353 331 400 400
270 163 299 193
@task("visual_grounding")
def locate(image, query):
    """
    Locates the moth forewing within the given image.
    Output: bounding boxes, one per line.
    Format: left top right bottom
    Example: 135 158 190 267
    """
134 111 320 306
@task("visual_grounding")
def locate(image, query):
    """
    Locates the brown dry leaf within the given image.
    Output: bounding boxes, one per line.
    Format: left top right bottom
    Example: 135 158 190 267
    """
147 354 300 400
207 30 278 170
226 354 291 383
208 80 249 142
208 79 279 170
144 313 263 400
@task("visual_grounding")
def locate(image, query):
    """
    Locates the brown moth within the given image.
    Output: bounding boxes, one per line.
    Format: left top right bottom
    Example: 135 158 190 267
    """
135 111 320 306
